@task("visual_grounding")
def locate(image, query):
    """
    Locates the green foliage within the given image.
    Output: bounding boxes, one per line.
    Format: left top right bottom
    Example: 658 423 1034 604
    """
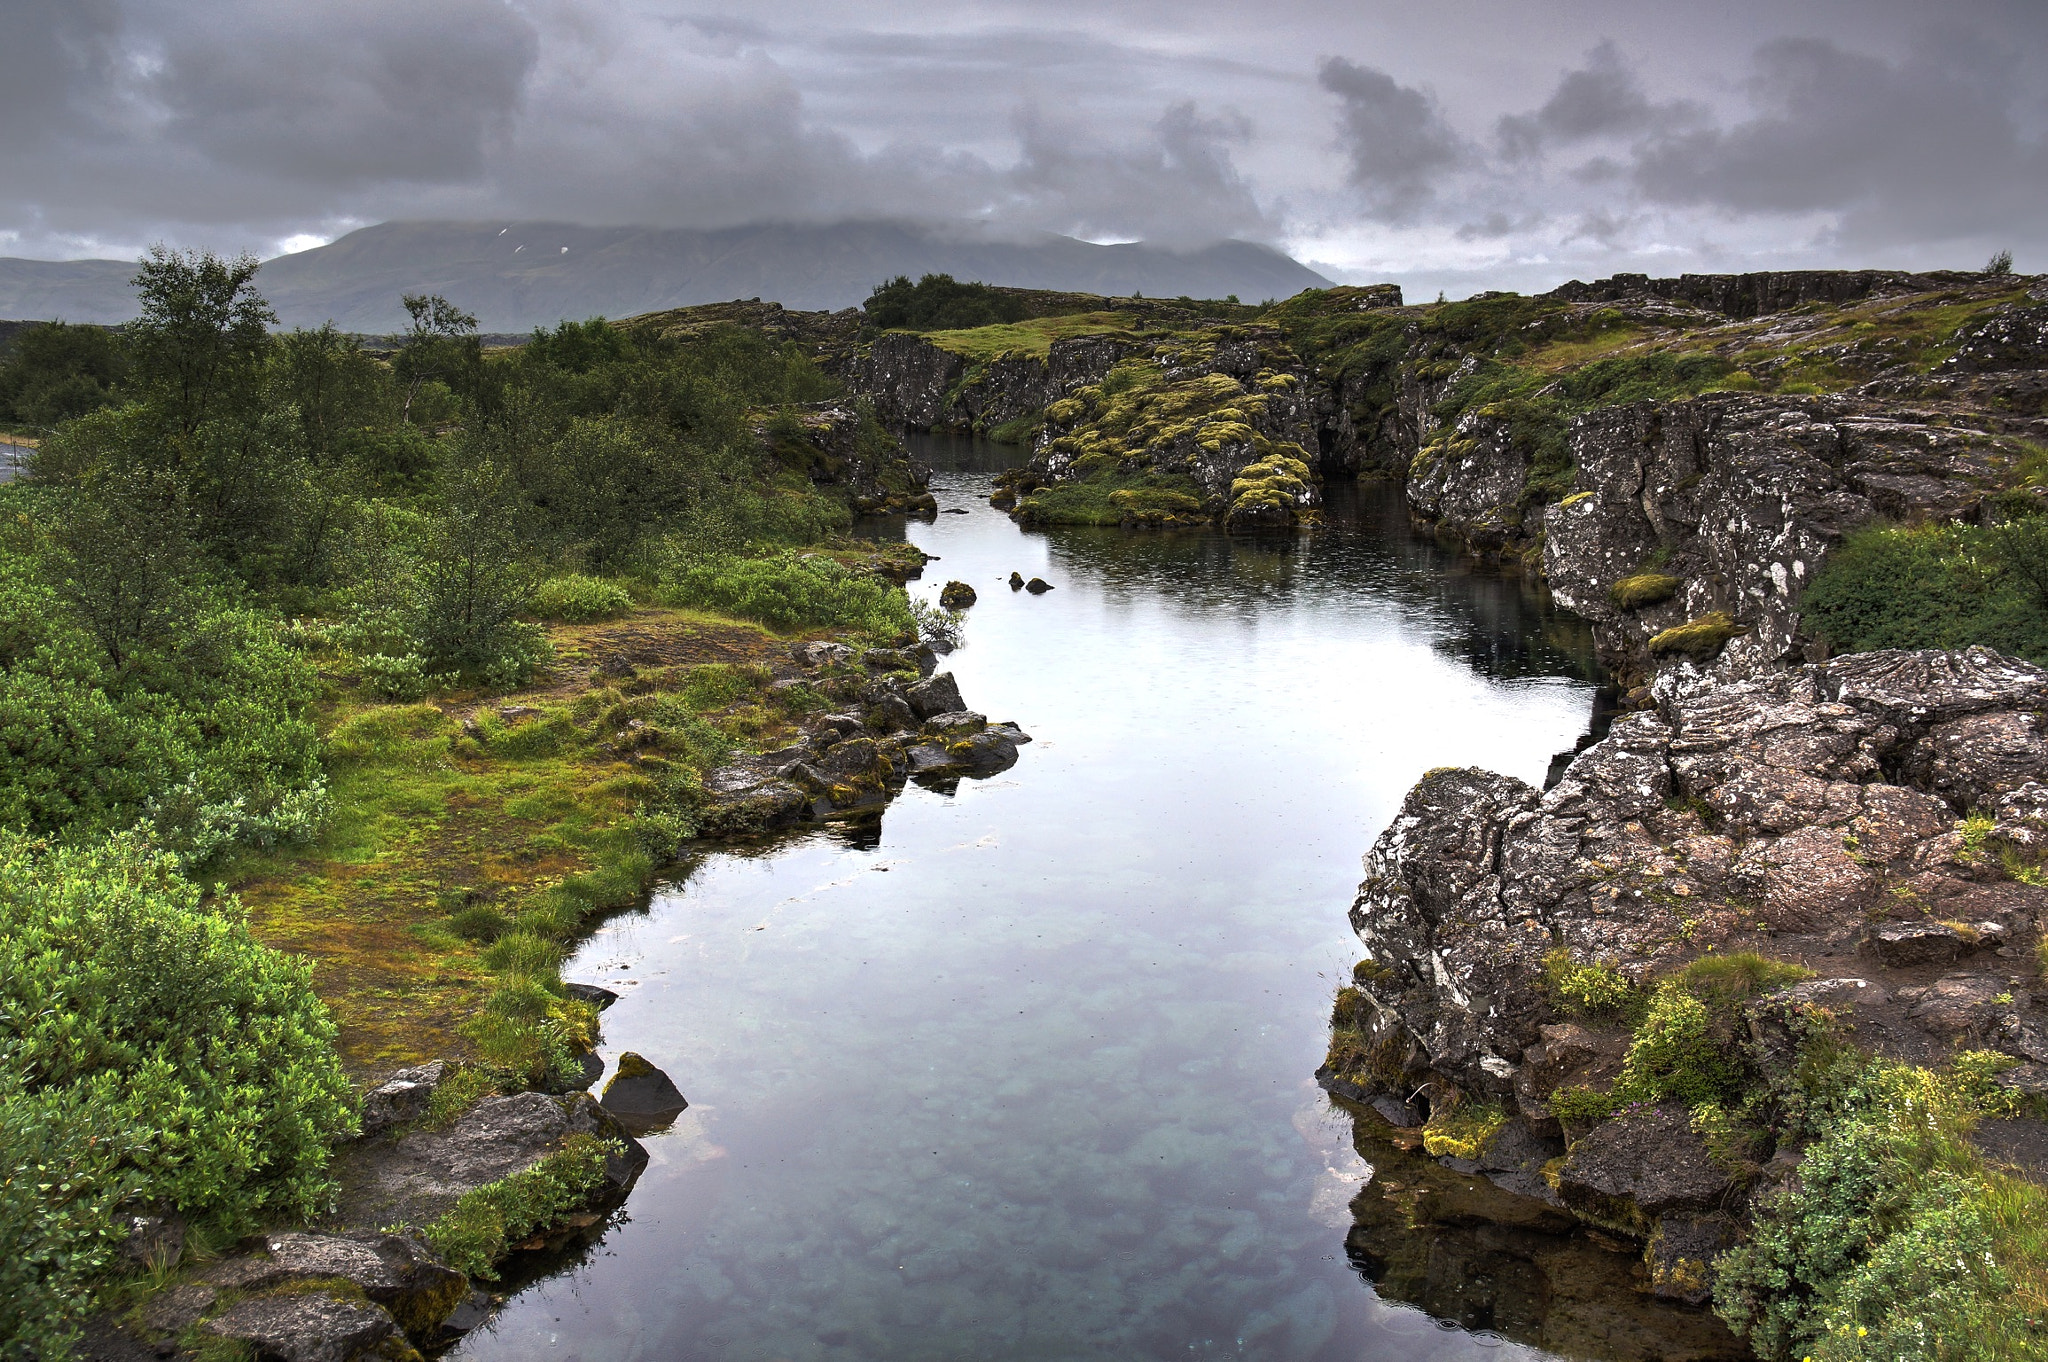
1985 249 2015 278
1715 1056 2048 1360
0 322 128 429
1802 523 2048 666
127 245 275 441
866 274 1027 332
1542 949 1639 1017
1616 983 1738 1107
0 834 354 1356
533 574 635 622
0 517 326 857
423 1133 615 1279
0 1080 130 1362
660 551 913 637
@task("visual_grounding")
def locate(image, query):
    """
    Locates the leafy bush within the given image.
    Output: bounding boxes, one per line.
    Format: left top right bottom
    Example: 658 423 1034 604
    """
661 551 913 637
0 834 355 1356
0 533 326 858
1542 949 1639 1017
1801 523 2048 666
1715 1056 2048 1360
1615 983 1736 1106
533 574 634 622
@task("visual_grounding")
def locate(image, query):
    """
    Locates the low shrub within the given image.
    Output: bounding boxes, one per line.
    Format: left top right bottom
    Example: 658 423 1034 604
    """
660 551 913 637
1542 949 1639 1018
1801 522 2048 666
0 833 354 1357
533 574 635 623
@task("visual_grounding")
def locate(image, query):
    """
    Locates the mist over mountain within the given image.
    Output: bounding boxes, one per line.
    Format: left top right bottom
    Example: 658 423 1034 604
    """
0 220 1332 332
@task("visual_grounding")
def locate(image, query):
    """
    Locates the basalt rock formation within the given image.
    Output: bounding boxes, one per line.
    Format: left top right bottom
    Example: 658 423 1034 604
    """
700 641 1030 833
1322 646 2048 1324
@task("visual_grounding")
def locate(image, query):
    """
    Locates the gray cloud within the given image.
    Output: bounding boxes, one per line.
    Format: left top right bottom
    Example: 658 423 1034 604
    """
1629 34 2048 245
3 0 2046 292
156 0 537 186
1495 40 1697 160
1317 57 1468 223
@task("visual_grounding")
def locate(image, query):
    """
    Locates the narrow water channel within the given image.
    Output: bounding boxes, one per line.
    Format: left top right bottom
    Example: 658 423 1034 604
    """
455 441 1611 1362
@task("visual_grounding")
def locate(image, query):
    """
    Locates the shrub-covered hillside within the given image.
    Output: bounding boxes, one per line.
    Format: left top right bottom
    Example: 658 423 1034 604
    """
0 248 939 1358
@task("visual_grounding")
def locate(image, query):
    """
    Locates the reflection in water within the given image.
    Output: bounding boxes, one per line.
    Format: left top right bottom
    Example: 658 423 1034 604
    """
1339 1118 1750 1360
453 468 1724 1362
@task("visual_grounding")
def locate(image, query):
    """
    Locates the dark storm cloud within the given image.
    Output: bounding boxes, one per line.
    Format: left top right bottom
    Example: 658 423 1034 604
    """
155 0 537 185
1316 57 1468 223
1628 35 2048 244
1494 40 1696 160
6 0 2048 287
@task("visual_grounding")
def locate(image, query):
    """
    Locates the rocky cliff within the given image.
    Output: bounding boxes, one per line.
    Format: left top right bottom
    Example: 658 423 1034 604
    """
1322 645 2048 1344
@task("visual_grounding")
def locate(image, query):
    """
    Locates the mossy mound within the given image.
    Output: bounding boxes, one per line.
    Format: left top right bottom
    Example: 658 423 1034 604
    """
1610 572 1682 610
1647 611 1746 661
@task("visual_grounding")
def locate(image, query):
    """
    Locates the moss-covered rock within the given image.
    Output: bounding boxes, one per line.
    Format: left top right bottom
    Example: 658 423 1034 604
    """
1646 611 1746 661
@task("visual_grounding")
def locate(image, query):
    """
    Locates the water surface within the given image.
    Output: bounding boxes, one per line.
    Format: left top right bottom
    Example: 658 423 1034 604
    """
456 456 1611 1362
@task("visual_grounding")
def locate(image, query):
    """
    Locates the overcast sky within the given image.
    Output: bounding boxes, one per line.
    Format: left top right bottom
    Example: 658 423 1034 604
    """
5 0 2045 294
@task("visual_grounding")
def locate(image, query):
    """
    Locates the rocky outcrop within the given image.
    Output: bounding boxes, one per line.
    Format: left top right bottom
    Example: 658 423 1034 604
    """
600 1052 688 1133
332 1089 647 1232
766 403 935 516
847 332 1143 433
700 646 1029 833
1342 646 2048 1097
1327 646 2048 1296
1545 269 1979 319
1541 394 2016 683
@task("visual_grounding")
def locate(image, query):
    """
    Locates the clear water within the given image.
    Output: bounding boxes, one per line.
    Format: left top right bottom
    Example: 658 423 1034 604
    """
453 447 1610 1362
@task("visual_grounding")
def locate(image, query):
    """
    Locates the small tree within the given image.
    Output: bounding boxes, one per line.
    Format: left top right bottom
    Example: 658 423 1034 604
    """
395 293 481 422
128 246 275 440
1985 249 2015 277
413 458 542 680
45 466 202 669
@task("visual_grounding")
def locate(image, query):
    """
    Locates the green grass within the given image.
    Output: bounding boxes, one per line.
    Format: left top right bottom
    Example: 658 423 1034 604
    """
422 1133 616 1279
1014 470 1209 527
918 312 1143 362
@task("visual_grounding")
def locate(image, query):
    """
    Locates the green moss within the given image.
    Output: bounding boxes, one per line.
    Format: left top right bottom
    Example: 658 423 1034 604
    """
1422 1097 1508 1160
1616 982 1737 1107
422 1133 616 1279
1646 611 1746 661
1610 572 1682 610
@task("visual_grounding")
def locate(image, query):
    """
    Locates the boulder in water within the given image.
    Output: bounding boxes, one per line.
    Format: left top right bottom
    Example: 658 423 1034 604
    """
602 1053 689 1132
1025 577 1053 594
939 580 977 608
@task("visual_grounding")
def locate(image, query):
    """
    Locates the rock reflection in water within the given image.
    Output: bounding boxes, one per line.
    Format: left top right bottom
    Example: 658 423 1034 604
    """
1335 1101 1753 1362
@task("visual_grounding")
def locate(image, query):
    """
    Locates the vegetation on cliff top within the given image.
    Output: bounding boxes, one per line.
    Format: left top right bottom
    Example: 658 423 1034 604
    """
0 247 936 1356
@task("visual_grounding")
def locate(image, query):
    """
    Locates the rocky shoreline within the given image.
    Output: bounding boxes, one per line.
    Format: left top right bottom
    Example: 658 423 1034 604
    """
1319 644 2048 1344
89 638 1028 1360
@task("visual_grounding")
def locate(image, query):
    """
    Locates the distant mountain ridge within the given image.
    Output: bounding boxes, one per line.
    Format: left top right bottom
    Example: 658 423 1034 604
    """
0 221 1332 332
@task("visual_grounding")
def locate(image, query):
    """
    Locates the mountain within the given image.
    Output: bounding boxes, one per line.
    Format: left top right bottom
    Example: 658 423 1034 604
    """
0 221 1332 333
